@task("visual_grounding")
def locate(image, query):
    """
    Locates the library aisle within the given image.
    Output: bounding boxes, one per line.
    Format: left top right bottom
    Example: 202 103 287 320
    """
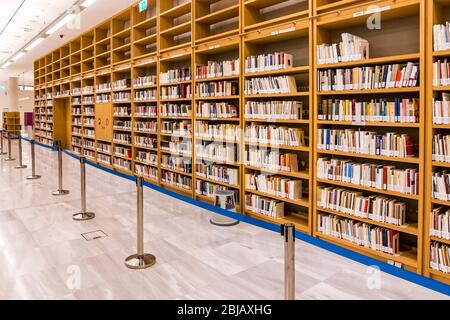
0 140 447 300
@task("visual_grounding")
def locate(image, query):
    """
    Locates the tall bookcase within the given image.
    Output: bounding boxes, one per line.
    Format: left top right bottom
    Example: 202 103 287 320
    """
425 0 450 284
32 0 450 284
2 112 21 136
312 0 425 273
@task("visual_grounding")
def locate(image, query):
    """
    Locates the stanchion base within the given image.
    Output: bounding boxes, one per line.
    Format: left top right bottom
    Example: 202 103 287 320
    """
15 165 27 169
210 215 240 227
72 212 95 221
4 157 15 161
52 190 70 196
125 254 156 269
26 175 41 180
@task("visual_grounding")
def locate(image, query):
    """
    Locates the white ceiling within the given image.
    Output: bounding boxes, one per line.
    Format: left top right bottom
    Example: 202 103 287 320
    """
0 0 139 85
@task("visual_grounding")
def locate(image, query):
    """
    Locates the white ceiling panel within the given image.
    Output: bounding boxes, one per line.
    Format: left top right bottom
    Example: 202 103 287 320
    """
0 0 138 85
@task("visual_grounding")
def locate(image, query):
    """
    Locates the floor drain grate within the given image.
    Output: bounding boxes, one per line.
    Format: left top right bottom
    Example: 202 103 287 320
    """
82 230 108 241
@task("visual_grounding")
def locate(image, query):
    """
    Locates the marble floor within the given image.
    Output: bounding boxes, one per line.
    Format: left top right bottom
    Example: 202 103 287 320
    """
0 139 448 300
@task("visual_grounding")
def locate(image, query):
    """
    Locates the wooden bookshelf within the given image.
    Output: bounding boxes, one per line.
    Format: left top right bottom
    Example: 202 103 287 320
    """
425 0 450 284
32 0 450 284
2 112 21 136
242 15 313 232
312 0 425 274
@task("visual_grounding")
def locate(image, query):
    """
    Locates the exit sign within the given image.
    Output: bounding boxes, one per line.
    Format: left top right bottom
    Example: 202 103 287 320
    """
139 0 147 12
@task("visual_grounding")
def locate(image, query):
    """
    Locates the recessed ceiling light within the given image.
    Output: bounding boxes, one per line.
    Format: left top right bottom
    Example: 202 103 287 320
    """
25 38 45 51
81 0 96 8
1 62 12 69
45 13 76 35
11 52 25 62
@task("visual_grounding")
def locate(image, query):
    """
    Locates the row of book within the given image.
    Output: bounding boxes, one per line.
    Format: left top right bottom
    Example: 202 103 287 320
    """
133 75 157 87
432 59 450 86
135 136 157 149
85 106 95 116
96 94 110 103
245 150 299 173
84 128 95 138
160 68 191 84
160 84 192 99
430 207 450 240
317 186 407 226
433 93 450 124
135 121 157 133
113 132 132 144
196 81 239 97
113 92 131 102
113 158 131 170
317 158 419 195
432 133 450 163
97 142 111 154
430 242 450 274
317 33 369 65
135 89 157 101
161 120 191 135
317 129 416 158
317 63 420 91
136 151 157 166
114 106 131 116
114 146 132 158
433 22 450 52
195 142 236 163
245 194 284 218
135 105 157 117
195 163 239 186
244 52 294 73
196 59 240 79
83 139 95 150
244 101 305 120
196 102 238 119
161 155 192 173
135 164 158 180
161 171 192 190
98 153 112 165
112 79 131 90
318 214 400 255
318 98 419 123
161 103 191 117
244 76 297 95
194 122 240 141
160 140 191 155
245 173 303 201
244 125 306 147
113 120 131 130
432 171 450 201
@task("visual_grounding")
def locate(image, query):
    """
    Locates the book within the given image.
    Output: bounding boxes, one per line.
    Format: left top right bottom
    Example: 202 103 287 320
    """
317 33 369 65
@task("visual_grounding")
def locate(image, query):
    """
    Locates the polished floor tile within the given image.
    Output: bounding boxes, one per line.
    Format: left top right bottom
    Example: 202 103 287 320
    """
0 140 448 300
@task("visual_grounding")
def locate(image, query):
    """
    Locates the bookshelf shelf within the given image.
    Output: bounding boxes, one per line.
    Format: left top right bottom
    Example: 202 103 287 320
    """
316 150 421 164
317 206 419 236
316 178 420 201
31 0 449 285
317 233 418 269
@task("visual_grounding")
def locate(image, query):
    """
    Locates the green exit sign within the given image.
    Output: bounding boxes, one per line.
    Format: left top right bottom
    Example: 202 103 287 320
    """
139 0 147 12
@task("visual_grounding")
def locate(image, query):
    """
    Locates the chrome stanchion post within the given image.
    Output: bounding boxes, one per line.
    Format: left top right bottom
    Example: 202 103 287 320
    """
0 129 6 155
26 140 41 180
281 223 295 300
125 176 156 269
15 135 27 169
73 156 95 221
52 142 69 196
4 132 15 161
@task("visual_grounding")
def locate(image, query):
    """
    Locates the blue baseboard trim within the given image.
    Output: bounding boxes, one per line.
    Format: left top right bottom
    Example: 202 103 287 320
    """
26 140 450 296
